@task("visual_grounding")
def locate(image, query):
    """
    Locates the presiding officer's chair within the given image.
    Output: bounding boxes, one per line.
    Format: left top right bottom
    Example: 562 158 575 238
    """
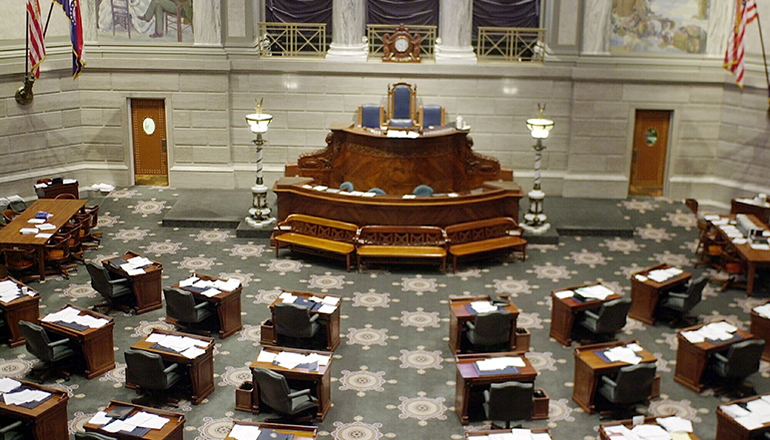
18 320 76 382
464 309 513 352
419 105 445 128
597 362 657 418
163 287 214 335
387 83 417 128
483 381 533 429
274 302 320 349
708 339 765 396
124 349 181 406
579 298 631 342
253 367 319 424
358 104 384 128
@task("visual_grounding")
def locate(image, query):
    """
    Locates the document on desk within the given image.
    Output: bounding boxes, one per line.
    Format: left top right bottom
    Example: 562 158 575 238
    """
218 278 241 292
229 424 262 440
470 301 497 314
476 356 525 371
3 389 50 406
318 304 336 314
102 420 136 433
181 346 206 359
575 284 615 300
124 411 169 430
603 425 642 440
88 411 112 425
630 424 670 440
721 403 751 419
656 416 693 433
201 288 221 297
0 377 20 393
41 306 82 323
274 351 305 369
34 233 53 239
256 350 276 364
554 290 574 299
604 347 642 364
179 276 199 287
278 292 297 303
36 223 56 231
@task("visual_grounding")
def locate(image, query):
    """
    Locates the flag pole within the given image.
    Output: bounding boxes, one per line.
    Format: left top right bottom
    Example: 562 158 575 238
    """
755 13 770 106
25 4 29 77
42 0 54 37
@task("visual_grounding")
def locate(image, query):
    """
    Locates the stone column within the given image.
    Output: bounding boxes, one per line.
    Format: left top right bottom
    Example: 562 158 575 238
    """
435 0 477 64
194 1 222 46
82 0 98 44
326 0 368 62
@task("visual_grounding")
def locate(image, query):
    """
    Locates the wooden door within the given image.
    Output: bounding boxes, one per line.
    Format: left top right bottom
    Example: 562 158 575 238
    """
131 99 168 186
629 110 671 196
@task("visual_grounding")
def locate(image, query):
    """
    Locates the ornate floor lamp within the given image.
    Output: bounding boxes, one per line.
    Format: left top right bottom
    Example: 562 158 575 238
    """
522 104 554 234
245 99 276 229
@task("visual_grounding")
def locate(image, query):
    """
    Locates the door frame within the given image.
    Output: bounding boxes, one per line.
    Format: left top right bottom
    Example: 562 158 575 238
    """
125 95 174 186
624 104 681 198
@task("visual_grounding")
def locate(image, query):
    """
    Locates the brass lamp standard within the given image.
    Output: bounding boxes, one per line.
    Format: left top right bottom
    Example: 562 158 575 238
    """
245 99 275 228
522 105 554 234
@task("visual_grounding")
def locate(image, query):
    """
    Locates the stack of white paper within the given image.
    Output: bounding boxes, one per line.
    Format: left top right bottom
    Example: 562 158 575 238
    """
179 276 199 287
41 307 108 328
721 396 770 429
88 411 113 425
554 290 574 299
3 388 50 406
646 267 683 283
682 321 737 343
0 280 21 304
476 356 526 372
123 411 170 429
469 430 552 440
278 291 297 303
0 377 20 393
120 256 154 276
309 295 339 314
631 424 671 440
604 346 643 365
20 227 38 235
146 333 208 357
229 424 262 440
37 223 56 231
575 284 615 300
656 416 693 433
470 301 497 314
265 350 331 370
91 183 116 193
755 304 770 319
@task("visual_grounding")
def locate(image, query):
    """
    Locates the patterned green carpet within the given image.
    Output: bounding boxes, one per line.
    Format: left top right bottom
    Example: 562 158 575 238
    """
1 187 767 440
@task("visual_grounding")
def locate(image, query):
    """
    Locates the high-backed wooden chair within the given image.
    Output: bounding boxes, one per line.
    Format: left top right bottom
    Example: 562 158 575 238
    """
3 247 38 282
358 104 384 128
387 83 417 128
419 105 445 128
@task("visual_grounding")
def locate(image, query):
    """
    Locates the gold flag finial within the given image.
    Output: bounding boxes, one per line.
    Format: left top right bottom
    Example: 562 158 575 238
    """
255 98 263 116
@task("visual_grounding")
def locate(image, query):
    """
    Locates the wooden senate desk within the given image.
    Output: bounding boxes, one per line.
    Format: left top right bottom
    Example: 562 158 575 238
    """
674 321 755 392
0 199 86 280
84 400 185 440
173 273 242 339
466 428 553 439
40 304 114 379
448 295 519 354
549 282 623 346
572 340 658 414
265 290 340 351
750 301 770 361
104 251 163 315
0 380 69 440
454 352 536 425
716 393 770 440
129 329 215 405
599 417 700 440
629 264 691 325
711 214 770 296
0 277 40 347
225 420 317 440
250 346 333 422
34 179 79 199
732 197 770 226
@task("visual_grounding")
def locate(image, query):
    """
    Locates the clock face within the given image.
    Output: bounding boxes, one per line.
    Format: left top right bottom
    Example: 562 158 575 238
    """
394 36 409 53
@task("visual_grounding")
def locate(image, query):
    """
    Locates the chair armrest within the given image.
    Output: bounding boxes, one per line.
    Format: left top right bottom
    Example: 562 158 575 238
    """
287 389 311 398
667 291 687 299
194 301 210 310
713 352 729 363
108 277 130 285
0 421 22 434
600 375 617 387
584 310 599 320
164 363 179 374
49 338 70 347
466 321 476 330
308 314 319 323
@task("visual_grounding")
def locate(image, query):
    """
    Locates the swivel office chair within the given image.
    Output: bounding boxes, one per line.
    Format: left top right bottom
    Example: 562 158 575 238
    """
708 339 765 397
483 381 533 428
124 349 181 406
253 367 319 424
18 320 76 382
597 362 657 419
163 287 214 335
579 298 631 342
274 302 320 349
86 262 134 314
657 275 708 326
464 309 512 352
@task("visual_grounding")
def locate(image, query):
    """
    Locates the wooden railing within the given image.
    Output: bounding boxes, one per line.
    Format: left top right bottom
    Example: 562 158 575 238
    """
476 27 545 63
366 24 437 59
257 23 328 58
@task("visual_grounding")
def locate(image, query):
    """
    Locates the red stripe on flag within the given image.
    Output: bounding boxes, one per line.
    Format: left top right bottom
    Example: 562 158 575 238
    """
26 0 46 78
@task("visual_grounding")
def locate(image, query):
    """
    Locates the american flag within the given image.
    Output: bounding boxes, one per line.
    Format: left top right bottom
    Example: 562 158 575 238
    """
26 0 46 78
724 0 759 88
54 0 85 79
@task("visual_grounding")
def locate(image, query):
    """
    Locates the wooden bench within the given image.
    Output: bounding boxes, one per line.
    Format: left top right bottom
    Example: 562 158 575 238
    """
272 214 359 271
356 226 447 273
445 217 527 273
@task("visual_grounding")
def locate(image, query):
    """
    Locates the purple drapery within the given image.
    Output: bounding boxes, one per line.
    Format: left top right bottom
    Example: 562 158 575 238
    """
473 0 540 32
265 0 333 26
366 0 439 26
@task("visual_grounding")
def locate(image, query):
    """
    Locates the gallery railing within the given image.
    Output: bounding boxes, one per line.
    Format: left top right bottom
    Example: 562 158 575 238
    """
366 24 437 59
257 23 328 58
476 27 546 63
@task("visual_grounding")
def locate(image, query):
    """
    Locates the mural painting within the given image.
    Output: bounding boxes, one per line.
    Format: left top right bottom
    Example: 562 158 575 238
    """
610 0 708 53
96 0 193 42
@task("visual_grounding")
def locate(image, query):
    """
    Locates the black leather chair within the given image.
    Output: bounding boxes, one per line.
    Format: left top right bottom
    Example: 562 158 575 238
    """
18 320 76 382
597 363 657 418
0 420 23 440
708 339 765 396
75 432 118 440
483 381 533 428
124 349 181 406
86 262 133 314
657 275 708 326
579 299 631 342
274 302 320 349
464 310 512 352
163 287 214 335
253 367 318 423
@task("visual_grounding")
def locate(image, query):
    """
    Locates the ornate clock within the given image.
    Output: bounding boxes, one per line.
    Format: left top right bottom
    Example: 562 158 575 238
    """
382 24 422 63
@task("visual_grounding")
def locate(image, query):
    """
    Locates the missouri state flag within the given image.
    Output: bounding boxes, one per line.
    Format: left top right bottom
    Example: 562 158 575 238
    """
27 0 46 78
54 0 85 78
